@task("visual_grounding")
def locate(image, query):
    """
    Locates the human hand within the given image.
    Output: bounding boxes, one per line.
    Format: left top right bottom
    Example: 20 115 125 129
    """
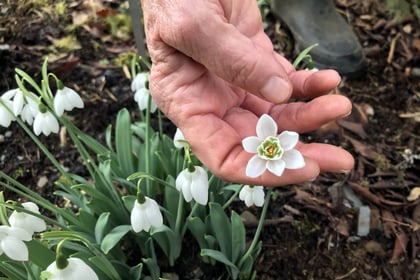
141 0 354 186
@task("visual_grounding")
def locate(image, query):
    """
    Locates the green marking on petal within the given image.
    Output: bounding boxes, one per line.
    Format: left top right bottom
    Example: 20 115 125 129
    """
257 136 283 160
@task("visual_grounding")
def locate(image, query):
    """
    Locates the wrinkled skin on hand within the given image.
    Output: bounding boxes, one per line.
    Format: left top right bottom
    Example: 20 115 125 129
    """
141 0 354 186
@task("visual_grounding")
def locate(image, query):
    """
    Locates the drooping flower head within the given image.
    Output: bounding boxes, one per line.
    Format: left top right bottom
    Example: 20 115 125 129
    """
54 81 84 117
131 72 158 113
239 185 265 207
9 202 47 235
43 257 99 280
173 128 189 149
175 166 209 205
242 114 305 178
33 110 59 136
130 196 163 232
0 97 15 128
0 225 32 261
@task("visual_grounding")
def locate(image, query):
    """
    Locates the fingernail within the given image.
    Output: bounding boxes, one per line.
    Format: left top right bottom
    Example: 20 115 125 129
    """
261 76 291 103
340 170 352 174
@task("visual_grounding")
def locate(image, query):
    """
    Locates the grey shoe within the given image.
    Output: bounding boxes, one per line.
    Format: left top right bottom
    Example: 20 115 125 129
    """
271 0 365 77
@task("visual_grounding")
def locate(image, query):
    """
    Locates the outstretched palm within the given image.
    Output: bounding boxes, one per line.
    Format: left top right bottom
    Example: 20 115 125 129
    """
142 0 354 186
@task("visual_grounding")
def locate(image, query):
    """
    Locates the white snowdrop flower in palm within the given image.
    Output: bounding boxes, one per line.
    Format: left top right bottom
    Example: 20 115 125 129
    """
131 72 158 113
54 84 84 117
239 185 265 207
242 114 305 178
130 197 163 232
9 202 47 235
0 225 32 261
33 110 60 136
173 128 189 149
43 257 99 280
0 98 15 128
176 166 209 205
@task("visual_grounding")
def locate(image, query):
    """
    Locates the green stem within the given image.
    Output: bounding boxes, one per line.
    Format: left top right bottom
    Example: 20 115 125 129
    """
174 191 184 235
181 202 199 238
237 189 272 269
23 262 37 280
222 187 242 210
144 94 152 196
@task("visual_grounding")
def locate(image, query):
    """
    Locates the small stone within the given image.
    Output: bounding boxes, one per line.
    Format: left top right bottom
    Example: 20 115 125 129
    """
240 210 259 225
37 176 49 188
364 240 386 257
357 206 371 236
4 131 12 138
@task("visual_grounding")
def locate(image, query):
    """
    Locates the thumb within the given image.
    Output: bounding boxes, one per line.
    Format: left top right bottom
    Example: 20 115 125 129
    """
160 4 293 103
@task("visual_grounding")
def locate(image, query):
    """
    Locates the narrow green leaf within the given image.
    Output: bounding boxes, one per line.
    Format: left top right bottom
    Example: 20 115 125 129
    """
100 225 132 253
95 212 111 243
209 202 232 258
116 108 134 175
200 249 239 279
186 217 207 249
231 211 246 264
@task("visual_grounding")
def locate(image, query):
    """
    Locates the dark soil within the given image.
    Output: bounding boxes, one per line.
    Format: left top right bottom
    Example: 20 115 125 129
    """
1 0 419 279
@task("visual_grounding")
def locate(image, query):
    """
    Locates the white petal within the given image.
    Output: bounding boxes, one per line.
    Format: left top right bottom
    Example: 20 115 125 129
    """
278 131 299 151
131 73 148 92
242 136 261 153
175 170 193 202
190 166 209 205
134 88 149 111
65 87 84 109
150 99 158 113
239 185 250 201
252 186 265 207
1 236 28 261
244 192 254 207
7 226 33 241
0 100 15 127
12 90 24 116
46 258 98 280
131 201 147 232
282 149 305 169
1 88 19 100
33 113 42 135
266 159 286 176
245 155 267 178
54 92 65 116
173 128 188 149
144 198 163 228
44 112 59 135
256 114 277 139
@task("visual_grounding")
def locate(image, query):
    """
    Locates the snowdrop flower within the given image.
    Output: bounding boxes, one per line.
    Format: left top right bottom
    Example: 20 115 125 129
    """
131 197 163 232
43 257 99 280
0 98 15 128
33 110 59 136
134 88 158 113
173 128 189 149
131 73 158 113
131 72 148 92
54 85 84 117
242 114 305 178
176 166 209 205
0 225 31 261
9 202 47 235
2 88 24 116
239 185 265 207
20 95 39 125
